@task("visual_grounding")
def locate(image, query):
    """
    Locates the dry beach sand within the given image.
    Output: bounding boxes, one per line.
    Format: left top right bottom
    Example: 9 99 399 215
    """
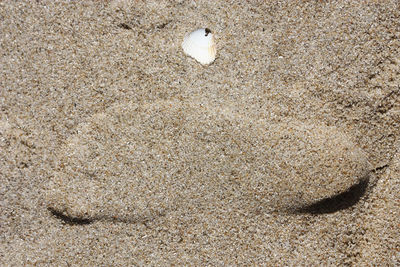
1 0 399 265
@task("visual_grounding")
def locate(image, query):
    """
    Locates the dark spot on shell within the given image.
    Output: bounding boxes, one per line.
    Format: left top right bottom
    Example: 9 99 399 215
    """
205 28 212 36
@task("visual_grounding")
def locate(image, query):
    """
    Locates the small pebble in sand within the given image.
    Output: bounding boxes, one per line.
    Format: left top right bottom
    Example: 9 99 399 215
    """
182 28 216 65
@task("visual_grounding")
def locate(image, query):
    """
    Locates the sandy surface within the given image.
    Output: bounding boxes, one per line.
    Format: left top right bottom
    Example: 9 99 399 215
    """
1 0 399 265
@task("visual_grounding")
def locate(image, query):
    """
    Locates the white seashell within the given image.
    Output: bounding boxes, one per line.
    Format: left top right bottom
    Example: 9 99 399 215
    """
182 28 216 65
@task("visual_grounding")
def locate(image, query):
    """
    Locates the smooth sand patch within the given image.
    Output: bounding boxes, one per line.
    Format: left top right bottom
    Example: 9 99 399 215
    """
46 99 370 221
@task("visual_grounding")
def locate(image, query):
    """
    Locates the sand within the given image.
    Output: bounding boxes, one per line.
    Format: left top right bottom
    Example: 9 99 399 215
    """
1 0 399 265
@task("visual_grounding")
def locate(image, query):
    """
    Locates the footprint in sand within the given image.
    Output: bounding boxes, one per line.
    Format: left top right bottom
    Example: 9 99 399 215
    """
46 100 370 223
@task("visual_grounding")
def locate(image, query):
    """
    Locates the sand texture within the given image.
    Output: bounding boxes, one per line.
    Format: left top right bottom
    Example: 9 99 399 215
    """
1 0 399 265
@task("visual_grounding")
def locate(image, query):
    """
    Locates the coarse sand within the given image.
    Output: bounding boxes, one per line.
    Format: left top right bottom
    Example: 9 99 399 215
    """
1 0 399 265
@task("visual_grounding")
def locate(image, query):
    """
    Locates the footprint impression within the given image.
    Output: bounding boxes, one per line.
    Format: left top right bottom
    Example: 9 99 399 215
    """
46 100 370 223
